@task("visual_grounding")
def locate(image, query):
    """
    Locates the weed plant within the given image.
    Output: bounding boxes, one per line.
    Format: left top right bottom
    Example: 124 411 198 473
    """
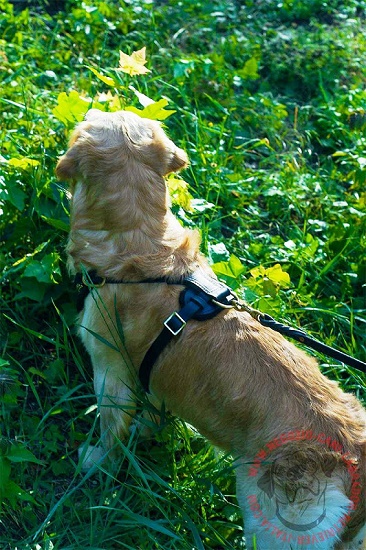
0 0 365 548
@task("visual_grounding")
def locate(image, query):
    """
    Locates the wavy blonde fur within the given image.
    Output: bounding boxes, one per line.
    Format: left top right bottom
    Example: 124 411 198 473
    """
57 109 365 550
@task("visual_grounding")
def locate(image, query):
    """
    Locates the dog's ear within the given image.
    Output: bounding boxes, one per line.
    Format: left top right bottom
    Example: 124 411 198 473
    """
55 147 79 180
55 130 83 181
165 146 189 175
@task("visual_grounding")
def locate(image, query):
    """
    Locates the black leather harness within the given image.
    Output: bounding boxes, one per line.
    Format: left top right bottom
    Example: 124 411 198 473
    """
75 269 237 392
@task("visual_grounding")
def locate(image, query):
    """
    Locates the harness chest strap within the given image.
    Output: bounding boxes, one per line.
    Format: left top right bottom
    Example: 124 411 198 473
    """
139 271 237 392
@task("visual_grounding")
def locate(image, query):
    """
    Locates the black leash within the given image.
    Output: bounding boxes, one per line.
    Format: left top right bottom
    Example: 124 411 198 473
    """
258 314 366 372
75 269 366 393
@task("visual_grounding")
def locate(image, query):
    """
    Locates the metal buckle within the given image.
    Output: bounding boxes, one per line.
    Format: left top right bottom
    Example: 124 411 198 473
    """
164 312 186 336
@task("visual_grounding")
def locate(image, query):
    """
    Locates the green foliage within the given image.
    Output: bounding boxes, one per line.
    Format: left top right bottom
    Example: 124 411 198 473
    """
0 0 365 547
0 440 43 509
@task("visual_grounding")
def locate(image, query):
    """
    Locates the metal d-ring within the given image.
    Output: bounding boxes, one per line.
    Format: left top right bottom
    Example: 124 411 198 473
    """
82 274 106 288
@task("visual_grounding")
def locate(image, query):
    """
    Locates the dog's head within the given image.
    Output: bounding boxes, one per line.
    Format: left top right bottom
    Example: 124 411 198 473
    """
56 109 189 182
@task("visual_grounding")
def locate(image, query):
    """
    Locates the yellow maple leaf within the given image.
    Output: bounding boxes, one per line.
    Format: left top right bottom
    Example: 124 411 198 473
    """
167 175 193 211
117 47 151 76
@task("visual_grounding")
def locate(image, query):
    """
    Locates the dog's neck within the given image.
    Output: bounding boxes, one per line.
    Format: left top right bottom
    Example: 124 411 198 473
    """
67 169 208 280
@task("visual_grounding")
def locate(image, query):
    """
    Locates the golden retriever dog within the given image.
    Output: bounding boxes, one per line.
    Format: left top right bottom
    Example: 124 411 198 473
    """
56 109 366 550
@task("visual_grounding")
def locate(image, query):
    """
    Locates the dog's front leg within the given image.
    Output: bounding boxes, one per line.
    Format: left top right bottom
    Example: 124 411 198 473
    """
91 347 137 456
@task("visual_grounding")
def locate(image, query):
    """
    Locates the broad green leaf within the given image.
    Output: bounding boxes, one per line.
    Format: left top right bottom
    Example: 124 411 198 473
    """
237 57 259 80
211 261 232 279
173 59 195 79
17 278 46 302
142 99 176 120
212 255 245 280
8 445 44 464
228 255 246 278
29 366 46 378
52 91 103 126
266 264 291 287
208 242 230 262
41 216 69 232
126 98 176 121
248 264 290 298
44 359 65 384
0 180 26 211
23 254 60 284
250 265 267 279
303 234 319 257
167 175 192 210
8 157 40 170
263 278 277 298
6 480 37 507
258 296 281 316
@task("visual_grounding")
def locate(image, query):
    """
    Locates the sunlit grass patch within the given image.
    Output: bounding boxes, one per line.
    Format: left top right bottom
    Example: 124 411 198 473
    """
0 0 365 547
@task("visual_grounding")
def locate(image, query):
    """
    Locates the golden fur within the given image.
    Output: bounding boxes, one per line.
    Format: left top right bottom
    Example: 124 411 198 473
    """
57 109 366 550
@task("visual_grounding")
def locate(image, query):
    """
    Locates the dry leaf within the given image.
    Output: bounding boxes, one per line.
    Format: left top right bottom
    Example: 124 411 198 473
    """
117 47 151 76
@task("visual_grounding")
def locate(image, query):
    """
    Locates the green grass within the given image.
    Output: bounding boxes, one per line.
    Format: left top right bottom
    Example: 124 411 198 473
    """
0 0 365 547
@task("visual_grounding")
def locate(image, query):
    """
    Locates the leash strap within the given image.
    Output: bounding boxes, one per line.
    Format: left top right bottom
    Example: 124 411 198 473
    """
258 314 366 372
